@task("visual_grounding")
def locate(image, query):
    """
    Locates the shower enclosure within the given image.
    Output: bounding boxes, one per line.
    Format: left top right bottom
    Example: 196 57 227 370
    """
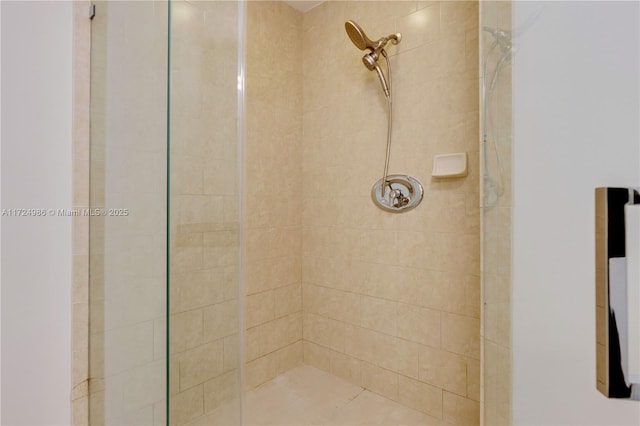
89 1 242 424
88 1 512 425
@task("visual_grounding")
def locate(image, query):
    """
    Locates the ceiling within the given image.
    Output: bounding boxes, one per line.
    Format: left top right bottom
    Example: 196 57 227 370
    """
284 1 324 13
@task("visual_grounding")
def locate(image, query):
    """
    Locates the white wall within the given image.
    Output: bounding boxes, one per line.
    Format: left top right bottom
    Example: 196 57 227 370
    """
1 1 73 424
512 1 640 424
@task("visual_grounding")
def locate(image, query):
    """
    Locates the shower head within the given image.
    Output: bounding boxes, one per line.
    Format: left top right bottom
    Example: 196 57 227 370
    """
345 21 400 97
483 26 513 55
345 20 374 51
483 26 515 93
345 20 401 53
363 50 390 97
362 51 379 71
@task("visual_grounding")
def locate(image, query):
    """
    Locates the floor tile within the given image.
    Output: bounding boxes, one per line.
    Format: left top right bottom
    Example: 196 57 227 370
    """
243 365 442 426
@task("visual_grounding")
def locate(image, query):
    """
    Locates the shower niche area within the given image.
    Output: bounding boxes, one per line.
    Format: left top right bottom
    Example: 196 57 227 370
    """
87 1 512 425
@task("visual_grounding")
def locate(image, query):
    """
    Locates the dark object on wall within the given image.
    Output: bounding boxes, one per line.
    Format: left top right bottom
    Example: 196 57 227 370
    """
595 187 639 401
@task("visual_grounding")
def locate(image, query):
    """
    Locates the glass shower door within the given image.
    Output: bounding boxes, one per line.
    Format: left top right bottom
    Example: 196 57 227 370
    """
89 1 169 424
167 1 243 424
480 1 513 425
90 1 243 424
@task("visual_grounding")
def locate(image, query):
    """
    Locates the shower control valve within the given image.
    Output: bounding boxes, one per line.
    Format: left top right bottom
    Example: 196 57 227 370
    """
389 189 410 208
371 174 423 213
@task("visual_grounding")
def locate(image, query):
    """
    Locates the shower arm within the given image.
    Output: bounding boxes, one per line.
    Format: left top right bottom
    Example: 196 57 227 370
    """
380 49 393 197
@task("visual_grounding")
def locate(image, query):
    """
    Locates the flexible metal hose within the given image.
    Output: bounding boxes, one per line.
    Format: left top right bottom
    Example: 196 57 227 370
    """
380 49 392 197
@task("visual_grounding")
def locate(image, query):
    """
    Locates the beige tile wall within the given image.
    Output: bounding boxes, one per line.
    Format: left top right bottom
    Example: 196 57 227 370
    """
168 1 241 425
243 0 305 391
301 1 480 424
480 1 512 425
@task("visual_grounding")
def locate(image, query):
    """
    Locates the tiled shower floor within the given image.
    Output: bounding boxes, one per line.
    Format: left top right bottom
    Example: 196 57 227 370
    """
189 365 444 425
243 365 442 425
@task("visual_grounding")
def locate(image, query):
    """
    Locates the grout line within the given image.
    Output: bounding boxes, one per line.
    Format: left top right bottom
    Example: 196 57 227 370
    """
346 387 366 404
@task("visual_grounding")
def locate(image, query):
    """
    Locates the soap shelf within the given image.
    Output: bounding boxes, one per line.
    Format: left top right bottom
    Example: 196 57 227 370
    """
432 153 467 178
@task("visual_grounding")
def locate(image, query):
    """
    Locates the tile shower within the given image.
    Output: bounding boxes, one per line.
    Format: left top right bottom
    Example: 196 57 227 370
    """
85 1 510 425
300 1 480 421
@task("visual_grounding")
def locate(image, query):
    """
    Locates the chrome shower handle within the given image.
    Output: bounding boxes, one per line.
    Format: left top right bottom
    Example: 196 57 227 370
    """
389 188 410 208
389 189 403 208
